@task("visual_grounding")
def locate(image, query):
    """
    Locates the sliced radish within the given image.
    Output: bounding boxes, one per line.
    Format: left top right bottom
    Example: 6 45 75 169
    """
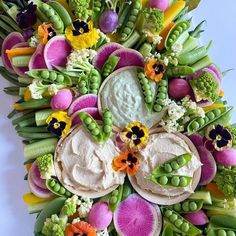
114 194 158 236
71 107 101 126
213 148 236 166
93 42 123 70
1 32 25 74
29 44 47 70
111 48 144 70
184 210 209 226
188 133 204 147
68 94 98 116
207 64 223 83
44 35 72 70
29 161 47 189
153 204 162 236
197 146 217 186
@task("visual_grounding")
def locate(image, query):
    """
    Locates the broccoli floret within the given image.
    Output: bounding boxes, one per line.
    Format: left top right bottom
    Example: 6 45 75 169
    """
37 153 55 180
137 7 164 34
69 0 92 21
42 214 66 236
215 169 236 199
61 195 78 216
189 71 219 102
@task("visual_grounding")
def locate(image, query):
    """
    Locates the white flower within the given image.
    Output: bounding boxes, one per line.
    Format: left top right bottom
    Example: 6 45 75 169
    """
97 29 111 43
72 217 81 225
77 197 93 218
171 43 183 55
163 57 169 66
28 35 39 48
97 228 109 236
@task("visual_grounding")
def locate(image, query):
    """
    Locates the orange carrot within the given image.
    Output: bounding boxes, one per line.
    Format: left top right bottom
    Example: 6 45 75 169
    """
206 182 225 198
6 47 36 60
157 21 175 50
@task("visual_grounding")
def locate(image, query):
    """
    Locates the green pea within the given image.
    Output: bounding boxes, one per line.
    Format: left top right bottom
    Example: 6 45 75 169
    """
54 21 63 30
124 27 131 34
181 222 190 232
159 86 167 93
144 90 152 97
94 1 102 7
170 35 177 41
90 89 98 94
109 196 117 205
189 201 198 211
207 111 215 120
176 26 183 32
145 96 152 103
168 39 174 44
104 125 112 134
227 231 235 236
174 219 183 228
197 117 205 126
92 128 100 136
141 77 149 85
127 21 134 28
173 203 182 212
171 161 179 170
182 22 189 30
80 87 88 94
66 191 72 197
169 213 178 223
213 108 222 116
158 92 166 99
94 7 100 12
182 202 189 212
138 73 145 79
91 76 99 83
53 183 60 192
57 74 64 83
159 80 168 86
49 71 57 81
79 80 87 88
90 83 99 89
131 9 139 16
104 111 112 119
154 104 163 112
191 121 200 131
49 179 56 187
104 118 112 126
112 190 119 196
142 83 150 91
164 210 172 217
41 70 50 79
88 123 96 131
85 117 92 125
173 30 180 36
164 163 172 173
179 177 188 187
171 176 180 186
217 229 227 236
129 15 136 22
133 1 141 8
204 116 209 123
59 187 66 195
120 33 127 40
158 176 168 185
177 156 186 166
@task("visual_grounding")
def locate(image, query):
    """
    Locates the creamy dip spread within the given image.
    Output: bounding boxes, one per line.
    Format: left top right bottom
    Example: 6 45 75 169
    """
99 67 165 128
134 132 202 197
55 126 125 195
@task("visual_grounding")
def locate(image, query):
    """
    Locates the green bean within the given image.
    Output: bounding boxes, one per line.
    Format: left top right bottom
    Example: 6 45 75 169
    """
109 184 124 212
17 98 51 109
16 126 48 133
102 56 120 78
117 2 132 29
0 14 22 32
7 109 20 119
12 112 35 126
46 178 72 197
167 65 195 77
0 18 15 33
18 117 36 128
102 108 113 141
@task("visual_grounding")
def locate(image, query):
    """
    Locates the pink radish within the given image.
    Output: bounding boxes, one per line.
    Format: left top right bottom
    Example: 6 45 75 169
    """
214 148 236 166
188 133 204 147
88 202 113 230
68 94 98 116
207 64 223 83
168 78 192 99
29 161 47 189
184 210 209 225
50 89 73 110
29 44 47 70
149 0 169 11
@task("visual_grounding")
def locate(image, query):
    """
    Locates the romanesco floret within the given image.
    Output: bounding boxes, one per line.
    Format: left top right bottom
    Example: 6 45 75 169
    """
215 169 236 199
189 71 219 102
61 195 78 216
138 7 164 34
37 153 55 179
228 126 236 148
42 214 66 236
69 0 92 21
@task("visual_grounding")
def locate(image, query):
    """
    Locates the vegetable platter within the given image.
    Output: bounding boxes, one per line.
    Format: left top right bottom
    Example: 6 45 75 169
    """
0 0 236 235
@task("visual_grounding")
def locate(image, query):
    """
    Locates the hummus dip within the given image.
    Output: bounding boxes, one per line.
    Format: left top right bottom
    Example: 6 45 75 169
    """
54 126 125 198
132 132 202 198
98 67 165 128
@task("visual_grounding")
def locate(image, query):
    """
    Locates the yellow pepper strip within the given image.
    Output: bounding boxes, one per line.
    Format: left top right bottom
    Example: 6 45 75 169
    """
203 103 224 112
24 88 32 102
163 0 186 28
6 47 36 60
218 89 224 97
23 193 55 205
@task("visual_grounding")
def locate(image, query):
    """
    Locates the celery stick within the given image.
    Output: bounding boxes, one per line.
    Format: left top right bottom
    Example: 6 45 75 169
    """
24 138 58 161
35 109 53 126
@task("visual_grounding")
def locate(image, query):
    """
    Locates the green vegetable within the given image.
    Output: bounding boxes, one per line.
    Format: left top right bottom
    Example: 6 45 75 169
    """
122 30 141 48
61 195 78 216
189 20 206 38
35 109 53 126
92 0 105 23
206 227 236 236
170 200 203 213
210 215 236 231
28 201 50 214
109 184 124 212
185 0 201 12
228 125 236 148
16 98 51 109
215 169 236 199
166 65 194 77
41 214 66 236
37 153 55 179
17 132 56 139
102 108 113 141
102 56 120 78
69 0 92 21
191 55 212 72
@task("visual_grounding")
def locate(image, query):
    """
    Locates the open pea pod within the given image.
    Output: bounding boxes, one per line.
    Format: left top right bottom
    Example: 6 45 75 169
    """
206 226 236 236
102 56 120 78
161 207 202 236
152 153 192 175
26 69 72 86
108 184 124 212
169 199 204 213
165 19 191 50
187 106 233 135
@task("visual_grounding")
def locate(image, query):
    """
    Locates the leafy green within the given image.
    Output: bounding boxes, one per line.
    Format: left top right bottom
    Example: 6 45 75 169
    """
184 0 202 12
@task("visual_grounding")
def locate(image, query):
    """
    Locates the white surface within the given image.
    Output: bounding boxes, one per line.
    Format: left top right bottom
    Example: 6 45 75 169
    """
0 0 236 235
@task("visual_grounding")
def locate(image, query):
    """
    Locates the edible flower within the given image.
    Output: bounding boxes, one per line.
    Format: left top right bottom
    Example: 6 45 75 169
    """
112 150 139 176
16 2 37 29
121 121 149 152
38 23 56 44
65 20 99 50
206 124 232 151
144 59 166 82
65 221 96 236
46 111 71 138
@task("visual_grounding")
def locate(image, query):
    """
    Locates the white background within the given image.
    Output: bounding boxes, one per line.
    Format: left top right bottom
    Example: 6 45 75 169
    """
0 1 236 235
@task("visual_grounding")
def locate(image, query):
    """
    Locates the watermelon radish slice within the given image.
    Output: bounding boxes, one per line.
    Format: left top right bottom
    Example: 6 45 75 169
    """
68 94 98 116
114 194 158 236
1 32 25 74
71 107 101 126
11 42 30 76
44 35 72 70
207 64 223 83
110 48 145 70
152 205 162 236
29 161 47 189
93 42 123 70
188 133 204 147
28 169 53 199
197 146 217 186
29 44 47 70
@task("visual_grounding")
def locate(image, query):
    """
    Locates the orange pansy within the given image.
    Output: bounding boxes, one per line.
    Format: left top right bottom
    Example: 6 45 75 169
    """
144 59 166 82
38 23 56 44
65 221 96 236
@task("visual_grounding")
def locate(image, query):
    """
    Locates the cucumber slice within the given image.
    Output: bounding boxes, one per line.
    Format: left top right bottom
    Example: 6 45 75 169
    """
35 109 53 126
12 55 32 67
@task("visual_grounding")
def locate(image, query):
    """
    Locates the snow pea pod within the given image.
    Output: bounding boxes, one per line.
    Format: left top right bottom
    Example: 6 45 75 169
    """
102 56 120 78
191 55 212 72
167 65 194 77
181 36 198 55
170 200 204 213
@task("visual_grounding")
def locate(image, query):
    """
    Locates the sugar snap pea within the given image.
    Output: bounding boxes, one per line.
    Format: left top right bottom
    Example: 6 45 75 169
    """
109 184 124 212
161 207 202 236
170 199 203 213
191 55 212 72
102 56 120 78
92 0 105 23
167 65 195 77
152 153 192 176
79 111 103 142
210 215 236 231
119 0 142 42
207 228 236 236
187 106 233 135
181 36 198 55
137 70 154 111
46 178 72 198
102 108 113 141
